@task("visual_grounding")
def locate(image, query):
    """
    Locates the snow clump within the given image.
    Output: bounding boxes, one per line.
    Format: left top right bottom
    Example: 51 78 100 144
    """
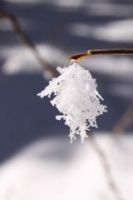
37 62 107 143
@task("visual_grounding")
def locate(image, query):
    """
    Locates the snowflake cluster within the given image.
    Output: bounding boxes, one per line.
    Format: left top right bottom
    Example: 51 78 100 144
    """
37 62 107 143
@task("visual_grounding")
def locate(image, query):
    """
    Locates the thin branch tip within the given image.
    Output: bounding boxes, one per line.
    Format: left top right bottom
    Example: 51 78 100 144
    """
68 52 89 62
69 48 133 61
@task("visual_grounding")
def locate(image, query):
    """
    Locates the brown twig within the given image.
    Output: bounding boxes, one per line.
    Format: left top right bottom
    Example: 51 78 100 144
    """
87 132 123 200
68 49 133 61
0 10 58 77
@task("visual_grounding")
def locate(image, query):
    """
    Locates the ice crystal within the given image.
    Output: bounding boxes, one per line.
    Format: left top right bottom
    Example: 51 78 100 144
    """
37 62 107 143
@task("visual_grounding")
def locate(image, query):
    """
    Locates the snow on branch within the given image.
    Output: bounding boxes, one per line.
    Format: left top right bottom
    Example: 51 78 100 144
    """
38 62 107 143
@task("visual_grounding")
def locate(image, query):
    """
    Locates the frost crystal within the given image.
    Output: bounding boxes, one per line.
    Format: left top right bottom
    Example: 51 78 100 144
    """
37 62 107 143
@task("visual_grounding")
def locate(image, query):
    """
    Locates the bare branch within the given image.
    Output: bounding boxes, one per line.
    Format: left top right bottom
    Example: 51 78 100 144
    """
68 49 133 62
0 10 59 77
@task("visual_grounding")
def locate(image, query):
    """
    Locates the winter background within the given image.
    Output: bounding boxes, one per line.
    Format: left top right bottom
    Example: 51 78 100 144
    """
0 0 133 200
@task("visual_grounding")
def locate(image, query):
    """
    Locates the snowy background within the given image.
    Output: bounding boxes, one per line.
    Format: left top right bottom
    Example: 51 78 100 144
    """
0 0 133 199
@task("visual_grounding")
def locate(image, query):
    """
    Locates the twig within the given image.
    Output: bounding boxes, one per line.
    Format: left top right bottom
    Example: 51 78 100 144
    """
68 49 133 61
87 132 123 200
0 10 58 77
112 103 133 135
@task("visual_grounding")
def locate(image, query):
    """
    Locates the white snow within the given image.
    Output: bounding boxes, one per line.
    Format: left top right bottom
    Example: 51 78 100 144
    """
38 63 107 142
0 134 133 200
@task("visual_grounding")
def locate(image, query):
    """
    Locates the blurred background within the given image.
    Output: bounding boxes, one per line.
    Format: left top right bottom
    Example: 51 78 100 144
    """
0 0 133 199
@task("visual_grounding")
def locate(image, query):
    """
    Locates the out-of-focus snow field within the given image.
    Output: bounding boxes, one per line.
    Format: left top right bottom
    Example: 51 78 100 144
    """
0 135 133 200
0 0 133 199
